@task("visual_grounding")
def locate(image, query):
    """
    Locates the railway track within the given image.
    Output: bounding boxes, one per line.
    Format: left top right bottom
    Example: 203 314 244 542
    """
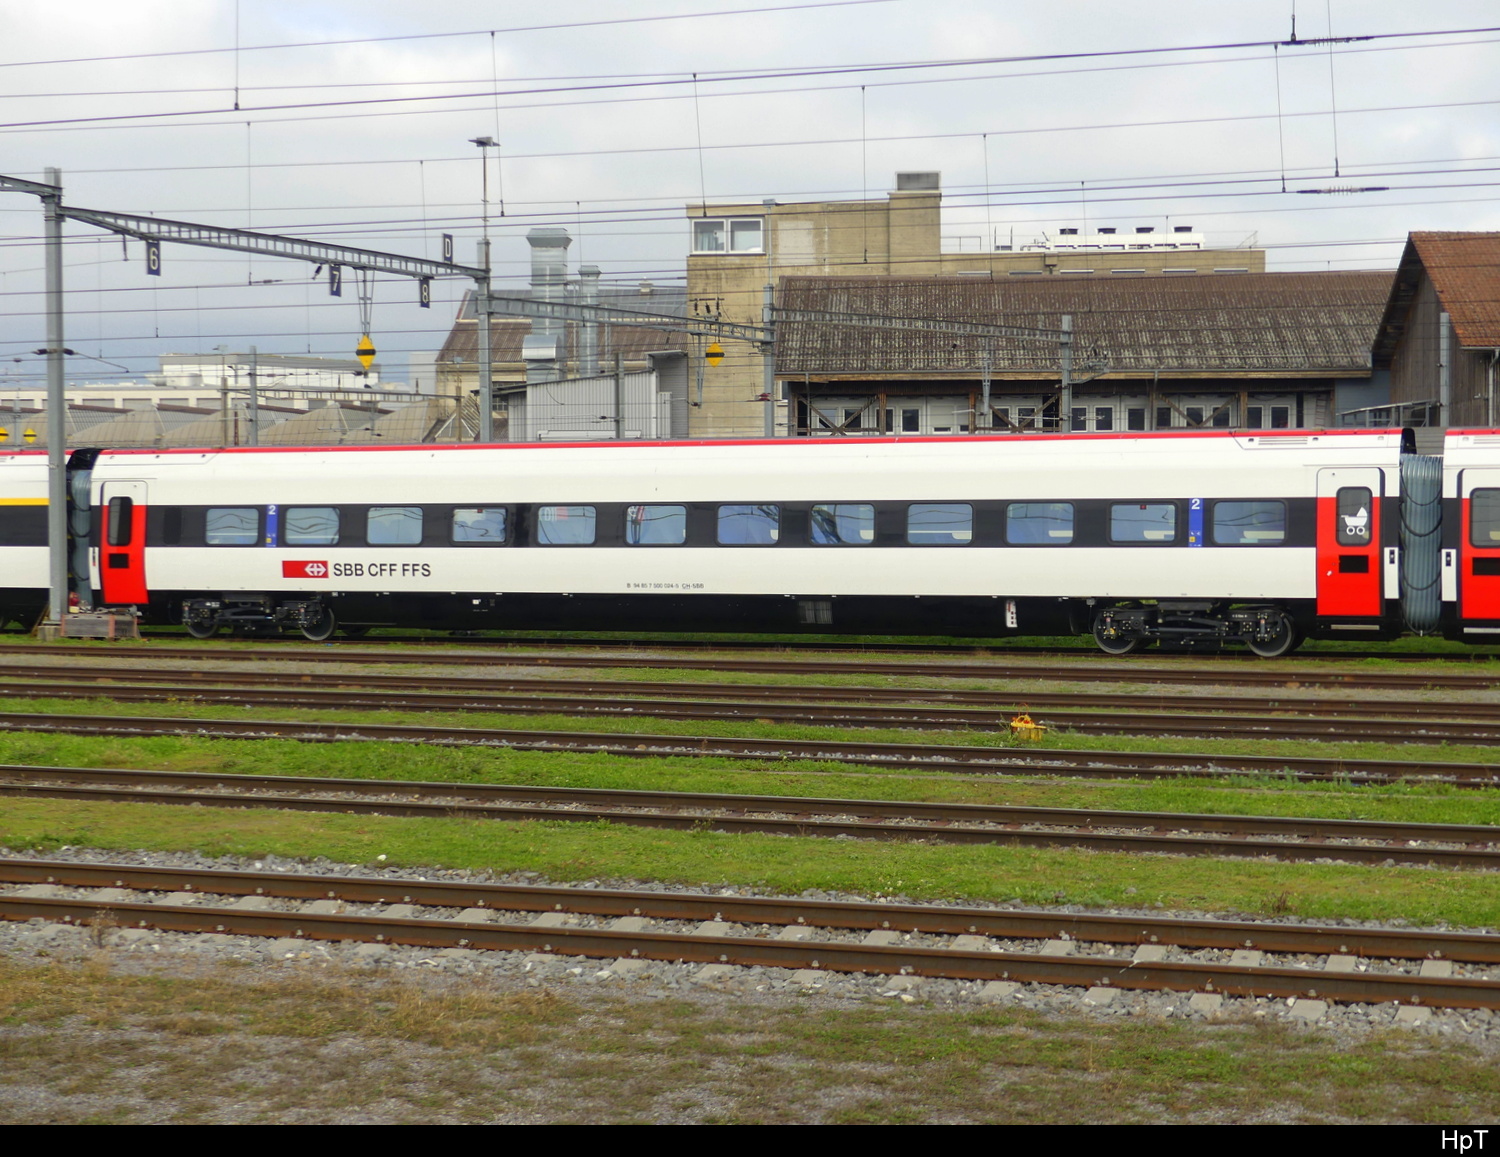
7 670 1500 746
36 627 1500 665
5 763 1499 868
2 857 1494 1012
2 708 1497 784
13 658 1500 721
2 640 1490 692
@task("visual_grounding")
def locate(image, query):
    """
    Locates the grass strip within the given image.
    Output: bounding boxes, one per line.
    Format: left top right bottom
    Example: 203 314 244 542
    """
3 731 1500 827
4 796 1500 926
4 692 1500 768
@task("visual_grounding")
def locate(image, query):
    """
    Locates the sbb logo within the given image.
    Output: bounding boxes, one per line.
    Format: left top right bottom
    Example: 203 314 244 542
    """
283 560 329 579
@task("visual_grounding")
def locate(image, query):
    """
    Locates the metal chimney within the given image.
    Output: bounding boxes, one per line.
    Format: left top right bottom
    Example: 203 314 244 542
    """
524 227 571 383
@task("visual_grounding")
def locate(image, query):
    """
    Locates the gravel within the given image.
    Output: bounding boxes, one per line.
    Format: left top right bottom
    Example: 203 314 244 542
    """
4 842 1498 1048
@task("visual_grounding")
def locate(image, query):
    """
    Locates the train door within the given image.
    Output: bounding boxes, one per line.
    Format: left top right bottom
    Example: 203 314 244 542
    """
1458 470 1500 623
1315 468 1383 617
99 480 149 605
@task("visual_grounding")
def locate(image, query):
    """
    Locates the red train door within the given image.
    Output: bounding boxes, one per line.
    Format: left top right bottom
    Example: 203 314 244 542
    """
99 480 149 605
1315 468 1383 617
1459 470 1500 622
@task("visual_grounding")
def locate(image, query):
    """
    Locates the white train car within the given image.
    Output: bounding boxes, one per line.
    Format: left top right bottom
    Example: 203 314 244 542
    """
65 428 1414 654
0 451 49 629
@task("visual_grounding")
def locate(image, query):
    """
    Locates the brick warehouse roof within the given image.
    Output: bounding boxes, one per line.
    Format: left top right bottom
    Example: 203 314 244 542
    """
1373 233 1500 367
775 270 1394 379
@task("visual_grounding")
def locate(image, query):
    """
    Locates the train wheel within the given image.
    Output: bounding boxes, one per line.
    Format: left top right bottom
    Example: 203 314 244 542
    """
1092 612 1142 656
300 606 337 642
184 618 218 639
1246 616 1300 659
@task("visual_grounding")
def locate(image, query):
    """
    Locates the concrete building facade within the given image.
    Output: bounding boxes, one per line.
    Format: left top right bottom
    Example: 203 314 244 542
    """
685 172 1268 437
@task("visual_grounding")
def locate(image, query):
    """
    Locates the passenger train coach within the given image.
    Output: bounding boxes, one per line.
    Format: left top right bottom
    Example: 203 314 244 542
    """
1 426 1492 655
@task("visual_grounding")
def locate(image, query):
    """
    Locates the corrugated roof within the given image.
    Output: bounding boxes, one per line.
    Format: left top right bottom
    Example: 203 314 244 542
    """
438 318 684 364
1410 232 1500 348
775 270 1392 376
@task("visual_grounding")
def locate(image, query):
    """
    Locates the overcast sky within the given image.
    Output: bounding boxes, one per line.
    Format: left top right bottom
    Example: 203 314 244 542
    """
1 0 1496 386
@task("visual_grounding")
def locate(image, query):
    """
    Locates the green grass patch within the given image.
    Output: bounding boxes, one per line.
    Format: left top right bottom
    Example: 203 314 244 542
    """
4 729 1500 828
5 691 1500 768
4 795 1500 926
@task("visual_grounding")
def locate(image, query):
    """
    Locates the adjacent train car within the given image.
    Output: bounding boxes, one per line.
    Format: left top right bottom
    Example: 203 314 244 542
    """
1443 429 1500 641
0 451 49 629
53 427 1422 655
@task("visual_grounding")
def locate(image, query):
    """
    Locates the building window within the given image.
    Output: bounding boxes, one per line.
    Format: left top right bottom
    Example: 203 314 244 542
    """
1070 407 1087 431
1155 406 1173 429
1127 409 1146 431
1271 406 1291 429
1094 407 1114 432
691 217 763 254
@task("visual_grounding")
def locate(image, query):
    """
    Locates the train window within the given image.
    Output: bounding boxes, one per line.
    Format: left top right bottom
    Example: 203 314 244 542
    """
285 506 340 546
1006 503 1074 545
717 505 780 545
368 506 423 546
1471 490 1500 546
1110 503 1177 543
810 504 875 546
907 503 972 545
106 497 133 546
1335 488 1372 547
452 507 507 544
537 505 596 546
625 505 687 545
205 507 259 546
1211 500 1286 545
